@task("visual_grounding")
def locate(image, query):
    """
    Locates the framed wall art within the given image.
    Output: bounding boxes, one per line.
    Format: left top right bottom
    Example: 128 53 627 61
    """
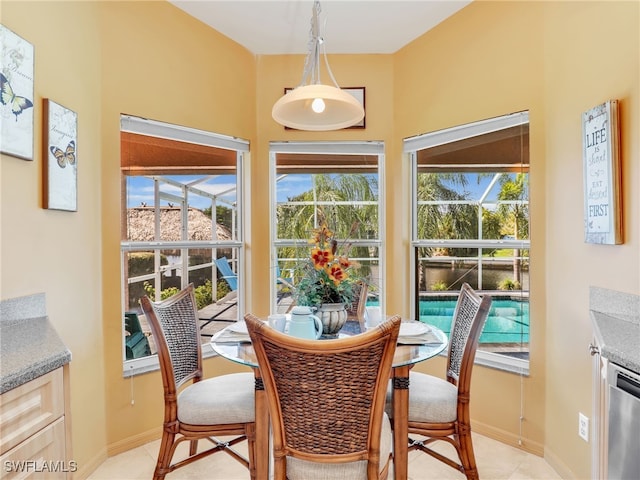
43 99 77 211
0 24 35 160
283 86 366 130
582 99 622 244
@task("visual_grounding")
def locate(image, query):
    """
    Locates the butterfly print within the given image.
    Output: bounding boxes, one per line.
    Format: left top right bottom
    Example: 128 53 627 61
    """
50 140 76 168
0 73 33 121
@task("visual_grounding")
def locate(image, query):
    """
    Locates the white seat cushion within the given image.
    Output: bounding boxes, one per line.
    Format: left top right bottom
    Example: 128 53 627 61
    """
286 412 393 480
177 372 255 425
386 372 458 423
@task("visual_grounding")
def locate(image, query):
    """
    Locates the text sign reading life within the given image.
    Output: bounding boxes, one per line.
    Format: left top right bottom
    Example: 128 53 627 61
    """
582 100 622 244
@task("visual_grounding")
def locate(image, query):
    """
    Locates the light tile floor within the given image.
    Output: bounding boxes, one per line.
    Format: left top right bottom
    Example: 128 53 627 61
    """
88 432 562 480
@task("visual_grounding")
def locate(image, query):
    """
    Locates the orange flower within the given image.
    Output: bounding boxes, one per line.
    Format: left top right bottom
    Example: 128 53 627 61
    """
337 256 351 269
326 264 347 285
311 248 333 269
293 222 365 306
312 224 333 245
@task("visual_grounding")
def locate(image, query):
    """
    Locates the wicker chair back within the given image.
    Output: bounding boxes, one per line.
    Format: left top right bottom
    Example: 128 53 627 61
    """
246 313 401 479
446 282 490 383
141 284 202 390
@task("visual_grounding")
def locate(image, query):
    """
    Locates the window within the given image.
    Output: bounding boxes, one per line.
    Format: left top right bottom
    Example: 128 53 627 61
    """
120 115 247 375
270 142 385 314
407 112 530 373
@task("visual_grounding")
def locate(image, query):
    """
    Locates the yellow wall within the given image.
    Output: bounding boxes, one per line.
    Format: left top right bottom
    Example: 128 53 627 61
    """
1 0 257 476
252 53 396 315
1 0 106 473
98 0 257 470
394 0 549 461
393 1 639 478
1 1 638 479
541 2 638 476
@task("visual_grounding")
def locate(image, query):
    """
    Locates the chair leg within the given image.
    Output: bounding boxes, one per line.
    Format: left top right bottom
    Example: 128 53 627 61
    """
457 427 479 480
245 423 257 480
189 439 198 456
153 430 176 480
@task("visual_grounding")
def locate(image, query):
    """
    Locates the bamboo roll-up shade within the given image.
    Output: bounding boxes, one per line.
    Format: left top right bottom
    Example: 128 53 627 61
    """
276 152 379 174
121 132 237 175
417 124 529 173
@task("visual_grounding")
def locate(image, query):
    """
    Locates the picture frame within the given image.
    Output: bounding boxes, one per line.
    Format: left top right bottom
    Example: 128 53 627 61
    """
582 99 622 244
284 86 366 130
43 99 78 212
0 24 35 160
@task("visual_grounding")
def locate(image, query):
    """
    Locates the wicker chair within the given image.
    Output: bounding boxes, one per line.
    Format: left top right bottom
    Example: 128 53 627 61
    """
140 284 256 480
245 313 401 480
346 280 368 321
387 283 491 480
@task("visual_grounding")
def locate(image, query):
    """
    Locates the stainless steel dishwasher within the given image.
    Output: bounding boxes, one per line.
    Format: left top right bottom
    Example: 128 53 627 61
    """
607 362 640 480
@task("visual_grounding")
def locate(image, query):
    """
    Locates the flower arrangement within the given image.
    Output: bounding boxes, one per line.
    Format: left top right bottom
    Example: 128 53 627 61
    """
294 223 362 307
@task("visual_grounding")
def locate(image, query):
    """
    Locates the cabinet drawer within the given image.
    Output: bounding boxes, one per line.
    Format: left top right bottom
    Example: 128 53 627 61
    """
0 369 64 455
0 417 67 479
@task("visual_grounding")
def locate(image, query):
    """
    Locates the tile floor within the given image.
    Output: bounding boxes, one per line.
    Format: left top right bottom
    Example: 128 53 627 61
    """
88 432 562 479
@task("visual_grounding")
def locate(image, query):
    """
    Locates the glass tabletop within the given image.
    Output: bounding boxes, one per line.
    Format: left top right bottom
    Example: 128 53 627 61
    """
210 319 448 369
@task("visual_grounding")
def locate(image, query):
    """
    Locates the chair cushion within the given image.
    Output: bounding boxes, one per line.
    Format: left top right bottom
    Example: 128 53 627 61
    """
286 413 392 480
385 372 458 423
177 372 255 425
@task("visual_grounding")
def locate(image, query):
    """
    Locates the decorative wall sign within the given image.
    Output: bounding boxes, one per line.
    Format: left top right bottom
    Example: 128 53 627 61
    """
284 86 366 129
582 100 622 244
43 99 77 211
0 24 35 160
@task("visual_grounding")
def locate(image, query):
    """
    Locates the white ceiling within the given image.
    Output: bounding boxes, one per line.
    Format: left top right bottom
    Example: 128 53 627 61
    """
168 1 472 55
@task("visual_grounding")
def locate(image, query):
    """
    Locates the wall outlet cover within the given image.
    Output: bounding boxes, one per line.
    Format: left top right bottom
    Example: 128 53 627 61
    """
579 412 589 442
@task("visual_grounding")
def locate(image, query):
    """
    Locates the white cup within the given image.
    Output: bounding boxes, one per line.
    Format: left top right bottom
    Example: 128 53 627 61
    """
364 306 382 329
268 314 287 332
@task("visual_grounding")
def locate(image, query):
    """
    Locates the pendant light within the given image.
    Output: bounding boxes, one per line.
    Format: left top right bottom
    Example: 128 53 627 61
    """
272 1 364 131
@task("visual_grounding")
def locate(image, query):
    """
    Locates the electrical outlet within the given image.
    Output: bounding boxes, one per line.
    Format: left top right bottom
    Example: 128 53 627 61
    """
579 412 589 442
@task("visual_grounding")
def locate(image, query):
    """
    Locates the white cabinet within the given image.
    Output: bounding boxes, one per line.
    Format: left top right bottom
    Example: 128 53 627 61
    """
590 339 608 480
0 368 70 479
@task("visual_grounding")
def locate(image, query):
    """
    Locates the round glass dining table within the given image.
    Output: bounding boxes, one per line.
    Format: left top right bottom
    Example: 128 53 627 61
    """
210 319 448 480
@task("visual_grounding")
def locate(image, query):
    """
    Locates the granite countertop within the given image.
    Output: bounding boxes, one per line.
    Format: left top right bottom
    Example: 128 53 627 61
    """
591 311 640 373
590 286 640 374
0 316 72 394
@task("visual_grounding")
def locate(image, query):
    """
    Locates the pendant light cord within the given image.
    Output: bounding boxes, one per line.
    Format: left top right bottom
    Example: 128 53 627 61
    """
299 1 340 89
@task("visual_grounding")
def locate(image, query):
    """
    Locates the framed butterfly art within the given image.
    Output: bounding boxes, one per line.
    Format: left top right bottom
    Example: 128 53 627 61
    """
43 99 78 211
0 25 34 160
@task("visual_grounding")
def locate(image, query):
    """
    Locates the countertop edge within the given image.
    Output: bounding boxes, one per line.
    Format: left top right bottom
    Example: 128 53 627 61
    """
0 349 72 394
0 314 72 395
590 310 640 373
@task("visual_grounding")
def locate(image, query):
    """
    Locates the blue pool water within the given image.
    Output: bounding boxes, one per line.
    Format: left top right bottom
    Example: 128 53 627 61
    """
418 298 529 344
368 298 529 344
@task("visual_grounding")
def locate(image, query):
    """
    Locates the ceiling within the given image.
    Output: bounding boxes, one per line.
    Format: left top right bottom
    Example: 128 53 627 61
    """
168 1 472 55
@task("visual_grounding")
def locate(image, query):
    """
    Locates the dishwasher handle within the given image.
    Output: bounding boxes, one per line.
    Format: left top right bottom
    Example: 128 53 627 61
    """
617 371 640 399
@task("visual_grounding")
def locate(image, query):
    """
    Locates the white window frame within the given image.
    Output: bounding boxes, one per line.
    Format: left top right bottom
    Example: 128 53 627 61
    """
405 111 530 375
269 141 386 314
120 115 249 377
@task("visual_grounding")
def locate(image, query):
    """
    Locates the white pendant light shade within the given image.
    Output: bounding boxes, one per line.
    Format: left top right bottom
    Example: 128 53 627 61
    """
272 84 364 131
272 1 364 131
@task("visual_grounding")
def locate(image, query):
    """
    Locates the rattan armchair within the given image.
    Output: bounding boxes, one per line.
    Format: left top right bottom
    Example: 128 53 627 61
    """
245 313 401 480
387 282 491 480
140 285 256 480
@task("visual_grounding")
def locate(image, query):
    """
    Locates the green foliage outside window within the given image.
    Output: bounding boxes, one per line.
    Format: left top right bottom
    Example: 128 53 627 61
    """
143 280 221 310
